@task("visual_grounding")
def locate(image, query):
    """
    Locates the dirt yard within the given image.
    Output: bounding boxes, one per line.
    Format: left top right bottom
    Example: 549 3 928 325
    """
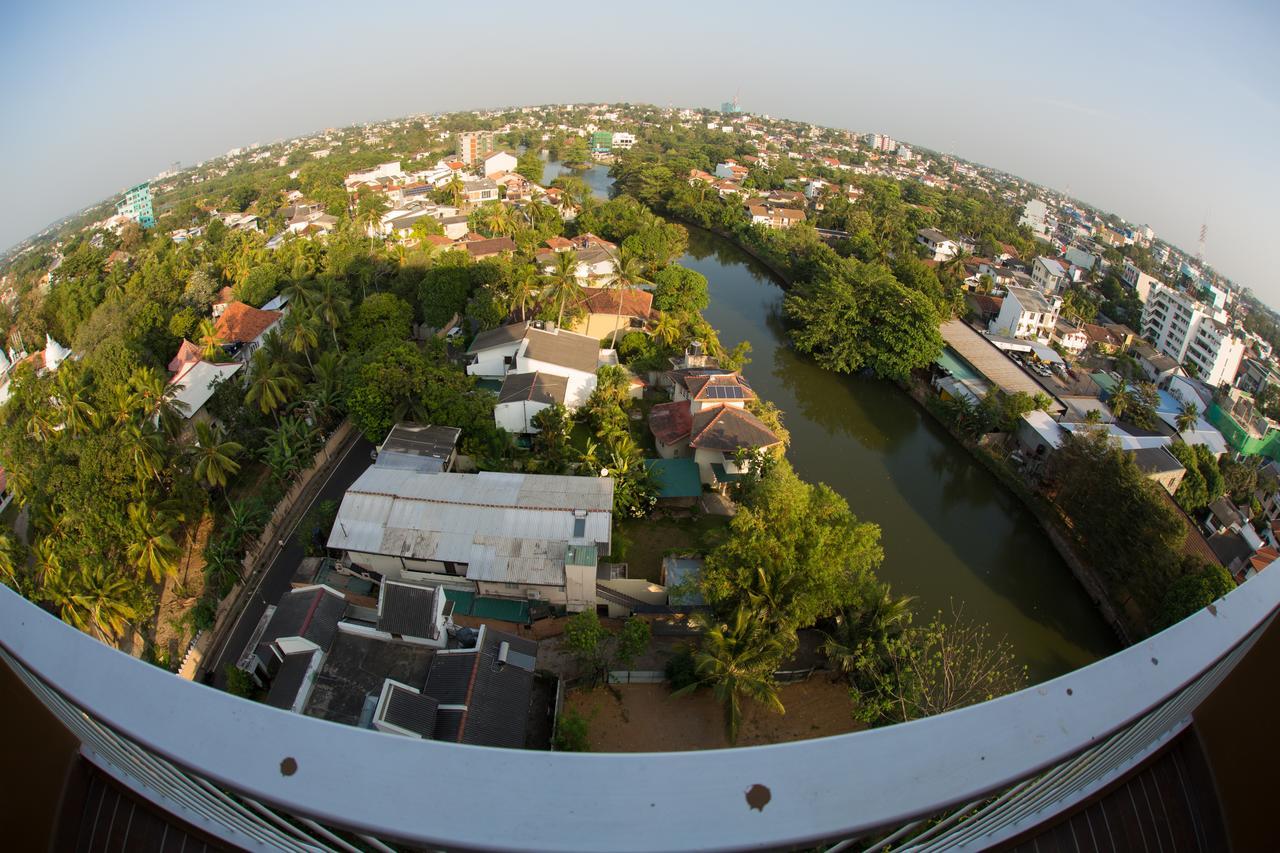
565 679 863 752
151 513 214 665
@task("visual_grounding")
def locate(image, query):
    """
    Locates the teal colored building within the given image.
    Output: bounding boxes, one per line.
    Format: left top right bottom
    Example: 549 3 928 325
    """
116 182 155 228
589 131 613 153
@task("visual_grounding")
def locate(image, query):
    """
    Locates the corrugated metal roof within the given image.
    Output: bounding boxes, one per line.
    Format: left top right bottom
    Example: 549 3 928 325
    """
328 469 613 586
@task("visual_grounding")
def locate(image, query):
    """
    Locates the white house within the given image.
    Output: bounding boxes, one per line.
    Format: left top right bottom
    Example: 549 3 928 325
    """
1031 257 1068 296
989 286 1062 343
494 371 569 434
213 302 284 362
466 321 602 408
1052 319 1088 357
916 228 959 261
481 150 518 179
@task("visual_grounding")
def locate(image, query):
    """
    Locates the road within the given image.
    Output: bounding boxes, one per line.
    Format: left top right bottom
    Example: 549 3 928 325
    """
208 435 375 689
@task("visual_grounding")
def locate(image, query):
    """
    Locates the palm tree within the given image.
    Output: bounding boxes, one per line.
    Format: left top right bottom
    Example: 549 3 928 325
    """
480 202 514 237
120 422 164 483
673 606 787 744
126 503 183 583
1108 384 1136 421
60 563 140 644
1176 401 1200 434
281 279 320 311
245 350 301 418
192 421 243 489
358 193 389 251
196 318 224 361
651 311 681 349
547 250 581 328
0 531 22 592
25 407 58 442
315 278 352 350
604 247 650 349
443 173 465 208
507 265 538 321
51 364 95 437
128 366 189 436
821 583 914 680
282 309 320 371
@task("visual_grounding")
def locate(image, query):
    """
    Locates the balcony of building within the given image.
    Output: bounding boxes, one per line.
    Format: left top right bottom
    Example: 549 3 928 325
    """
1 566 1278 852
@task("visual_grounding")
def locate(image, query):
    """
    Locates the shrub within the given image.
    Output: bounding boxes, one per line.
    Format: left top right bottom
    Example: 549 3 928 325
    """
665 644 699 691
225 664 258 698
192 596 218 632
553 709 590 752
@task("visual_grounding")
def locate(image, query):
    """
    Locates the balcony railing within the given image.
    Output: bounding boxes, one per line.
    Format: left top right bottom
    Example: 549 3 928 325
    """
2 564 1278 852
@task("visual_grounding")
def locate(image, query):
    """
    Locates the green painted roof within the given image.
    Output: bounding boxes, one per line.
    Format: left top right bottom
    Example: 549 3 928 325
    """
709 462 744 484
644 457 702 498
566 544 598 567
1091 372 1120 394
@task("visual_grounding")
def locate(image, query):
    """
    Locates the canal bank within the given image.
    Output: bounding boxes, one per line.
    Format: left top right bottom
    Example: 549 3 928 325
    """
544 159 1118 680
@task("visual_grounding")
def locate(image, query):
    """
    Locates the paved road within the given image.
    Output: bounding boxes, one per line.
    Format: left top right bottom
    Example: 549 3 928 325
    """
208 436 375 689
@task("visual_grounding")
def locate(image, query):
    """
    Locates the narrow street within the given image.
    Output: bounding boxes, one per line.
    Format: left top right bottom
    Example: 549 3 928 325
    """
207 436 375 689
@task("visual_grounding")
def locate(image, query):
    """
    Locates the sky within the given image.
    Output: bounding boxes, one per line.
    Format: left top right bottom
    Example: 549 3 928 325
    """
2 1 1278 301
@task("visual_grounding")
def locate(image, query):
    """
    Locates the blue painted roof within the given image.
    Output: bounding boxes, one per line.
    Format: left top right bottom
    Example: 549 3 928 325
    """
644 458 702 499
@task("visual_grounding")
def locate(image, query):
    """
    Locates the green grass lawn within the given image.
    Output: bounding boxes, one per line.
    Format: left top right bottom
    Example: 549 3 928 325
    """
614 514 731 583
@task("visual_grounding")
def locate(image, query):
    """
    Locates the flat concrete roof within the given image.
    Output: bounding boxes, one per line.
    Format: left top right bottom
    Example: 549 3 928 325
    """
940 320 1066 415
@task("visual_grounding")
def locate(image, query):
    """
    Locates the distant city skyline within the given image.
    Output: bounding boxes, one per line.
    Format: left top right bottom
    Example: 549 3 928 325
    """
2 2 1276 302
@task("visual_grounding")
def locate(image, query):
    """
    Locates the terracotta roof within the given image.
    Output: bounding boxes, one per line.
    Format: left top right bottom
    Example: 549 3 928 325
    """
577 287 653 319
168 339 203 376
215 286 236 304
1083 323 1119 345
424 235 454 247
649 401 693 446
688 405 781 452
1159 490 1222 567
544 237 574 250
214 302 282 345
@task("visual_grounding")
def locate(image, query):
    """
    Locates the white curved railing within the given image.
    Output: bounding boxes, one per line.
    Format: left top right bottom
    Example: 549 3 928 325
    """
2 564 1277 852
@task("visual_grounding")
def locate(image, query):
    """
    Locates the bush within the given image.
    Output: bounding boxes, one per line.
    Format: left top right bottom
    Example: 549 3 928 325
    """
553 709 590 752
665 644 699 691
192 596 218 632
224 664 258 698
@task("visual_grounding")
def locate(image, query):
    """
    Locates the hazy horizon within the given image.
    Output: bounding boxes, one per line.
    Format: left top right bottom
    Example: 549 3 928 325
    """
3 2 1277 302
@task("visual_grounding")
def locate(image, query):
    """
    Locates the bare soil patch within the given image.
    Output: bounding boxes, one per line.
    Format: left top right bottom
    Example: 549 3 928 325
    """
565 679 863 752
152 513 214 665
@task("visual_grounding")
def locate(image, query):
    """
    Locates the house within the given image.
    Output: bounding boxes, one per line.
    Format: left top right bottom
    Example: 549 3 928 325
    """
241 584 348 701
168 350 243 425
917 228 959 262
480 150 517 179
370 624 536 748
1052 319 1088 357
714 161 749 181
465 321 603 409
534 234 619 279
462 178 499 205
373 423 460 473
746 202 806 230
1130 341 1183 385
988 286 1062 343
1082 323 1121 353
1031 257 1068 295
649 370 781 486
213 301 283 362
326 467 613 612
495 372 569 434
1129 446 1187 496
571 286 653 341
464 236 517 261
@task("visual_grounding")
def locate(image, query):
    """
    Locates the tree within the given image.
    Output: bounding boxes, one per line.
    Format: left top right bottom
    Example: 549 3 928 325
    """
851 606 1027 725
192 420 243 489
345 292 413 352
441 173 465 208
282 308 321 370
563 608 610 683
125 503 182 583
58 562 141 644
196 318 224 360
357 193 389 251
547 250 581 328
245 349 301 417
1158 560 1235 629
614 617 651 669
315 278 352 350
673 606 786 744
650 311 681 349
262 415 321 485
651 264 709 317
516 149 545 184
821 581 914 680
700 461 883 641
1175 401 1200 434
553 709 591 752
604 247 649 349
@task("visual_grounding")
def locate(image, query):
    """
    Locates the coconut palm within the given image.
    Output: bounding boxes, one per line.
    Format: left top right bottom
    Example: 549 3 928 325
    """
196 318 224 361
480 202 514 237
25 405 58 442
128 366 189 436
126 503 183 583
51 364 95 437
120 422 164 483
245 349 301 418
315 278 352 350
282 308 320 371
443 173 465 208
651 311 681 349
507 265 538 321
547 250 581 328
821 583 915 680
0 531 22 591
673 606 787 744
1176 401 1200 434
358 193 389 251
604 247 650 349
1108 384 1136 421
192 420 243 489
281 278 320 311
60 562 140 644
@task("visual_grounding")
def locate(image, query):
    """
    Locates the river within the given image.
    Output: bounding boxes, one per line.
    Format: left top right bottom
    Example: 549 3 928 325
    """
545 160 1119 681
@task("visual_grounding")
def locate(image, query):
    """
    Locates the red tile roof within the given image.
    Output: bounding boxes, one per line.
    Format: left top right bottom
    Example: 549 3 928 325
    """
648 401 692 446
464 237 517 259
214 302 282 345
168 339 203 377
577 286 653 319
688 405 781 452
215 286 236 304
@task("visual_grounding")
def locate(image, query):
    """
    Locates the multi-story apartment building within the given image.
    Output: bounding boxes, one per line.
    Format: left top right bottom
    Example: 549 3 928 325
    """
115 182 155 228
1142 284 1245 386
1121 261 1160 304
1031 257 1068 295
457 131 494 165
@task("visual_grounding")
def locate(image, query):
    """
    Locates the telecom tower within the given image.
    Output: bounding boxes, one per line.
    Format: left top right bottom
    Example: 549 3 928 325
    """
1197 222 1208 262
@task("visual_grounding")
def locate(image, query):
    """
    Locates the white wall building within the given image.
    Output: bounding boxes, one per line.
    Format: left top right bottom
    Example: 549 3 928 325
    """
989 286 1062 343
1020 200 1050 239
1141 283 1245 387
916 228 958 261
466 322 602 409
610 132 636 150
481 150 517 178
1031 257 1068 296
1121 262 1160 304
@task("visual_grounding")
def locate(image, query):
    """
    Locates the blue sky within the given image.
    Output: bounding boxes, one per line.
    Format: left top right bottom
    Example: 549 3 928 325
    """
2 1 1277 301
